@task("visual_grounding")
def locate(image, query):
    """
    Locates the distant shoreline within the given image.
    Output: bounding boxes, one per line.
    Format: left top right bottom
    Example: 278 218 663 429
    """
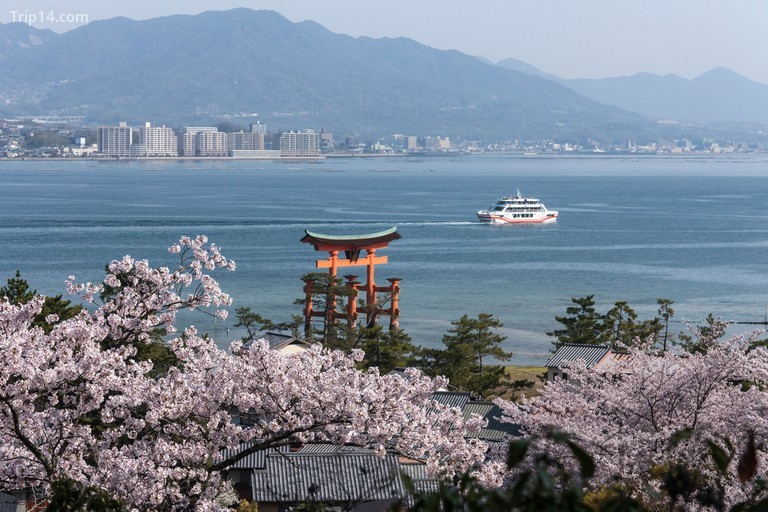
2 151 766 163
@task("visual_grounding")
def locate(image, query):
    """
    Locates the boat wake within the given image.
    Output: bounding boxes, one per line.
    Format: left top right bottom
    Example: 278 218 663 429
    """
397 221 476 226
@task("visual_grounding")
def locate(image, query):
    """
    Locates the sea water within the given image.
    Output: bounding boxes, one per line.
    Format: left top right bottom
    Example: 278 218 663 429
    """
2 153 768 365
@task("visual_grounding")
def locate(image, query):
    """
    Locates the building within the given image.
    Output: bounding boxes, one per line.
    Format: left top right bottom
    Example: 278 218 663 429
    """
279 130 320 158
319 130 333 152
96 122 132 157
249 122 267 134
182 127 227 157
227 131 265 154
422 136 451 152
132 122 177 157
546 343 629 381
197 130 228 157
226 390 517 508
250 448 408 511
243 332 312 356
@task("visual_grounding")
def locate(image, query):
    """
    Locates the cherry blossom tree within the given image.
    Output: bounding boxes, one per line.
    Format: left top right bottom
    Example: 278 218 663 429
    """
499 326 768 510
0 236 487 511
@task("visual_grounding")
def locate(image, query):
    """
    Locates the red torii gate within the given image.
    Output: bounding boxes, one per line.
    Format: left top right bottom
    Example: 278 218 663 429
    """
300 226 402 336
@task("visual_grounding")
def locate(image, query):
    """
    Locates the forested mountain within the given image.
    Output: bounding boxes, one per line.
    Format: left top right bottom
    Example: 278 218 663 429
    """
497 59 768 124
0 9 650 142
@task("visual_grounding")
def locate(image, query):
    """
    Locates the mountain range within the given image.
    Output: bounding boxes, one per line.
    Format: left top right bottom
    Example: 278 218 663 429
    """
1 9 766 143
497 59 768 124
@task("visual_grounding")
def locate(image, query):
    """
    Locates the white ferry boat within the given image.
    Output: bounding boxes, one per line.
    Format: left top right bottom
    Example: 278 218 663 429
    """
477 191 558 224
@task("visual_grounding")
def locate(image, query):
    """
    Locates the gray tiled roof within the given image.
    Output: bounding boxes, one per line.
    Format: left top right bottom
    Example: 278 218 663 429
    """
297 443 374 454
252 451 406 503
399 462 440 495
0 493 17 512
430 391 471 410
546 343 611 369
243 332 311 351
462 401 520 441
241 386 522 506
219 443 288 470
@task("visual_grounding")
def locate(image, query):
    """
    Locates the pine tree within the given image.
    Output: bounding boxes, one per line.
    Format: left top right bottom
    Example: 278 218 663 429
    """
233 306 302 341
657 298 675 351
1 270 82 334
355 324 417 374
420 313 512 398
547 295 605 349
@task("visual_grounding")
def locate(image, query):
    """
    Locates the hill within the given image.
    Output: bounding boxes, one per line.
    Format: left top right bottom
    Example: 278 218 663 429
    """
0 9 651 142
496 59 768 124
566 68 768 123
0 22 56 58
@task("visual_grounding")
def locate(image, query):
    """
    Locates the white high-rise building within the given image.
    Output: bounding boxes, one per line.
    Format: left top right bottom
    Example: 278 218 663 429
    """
279 130 320 158
196 131 227 157
182 127 227 157
132 122 178 157
96 122 132 157
249 122 267 134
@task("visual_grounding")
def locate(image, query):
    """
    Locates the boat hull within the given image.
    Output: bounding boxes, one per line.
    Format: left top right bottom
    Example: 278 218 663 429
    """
477 212 558 224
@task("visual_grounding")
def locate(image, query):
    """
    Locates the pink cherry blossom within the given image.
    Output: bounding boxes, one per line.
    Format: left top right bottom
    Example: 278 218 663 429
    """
499 329 768 509
0 236 487 510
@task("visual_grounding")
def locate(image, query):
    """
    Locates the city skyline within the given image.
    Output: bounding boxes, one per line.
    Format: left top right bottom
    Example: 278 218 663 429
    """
6 0 768 85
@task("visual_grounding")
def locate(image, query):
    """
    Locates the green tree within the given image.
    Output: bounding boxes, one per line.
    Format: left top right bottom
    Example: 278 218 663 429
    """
632 316 663 346
235 274 416 373
602 301 662 348
657 298 675 351
547 295 605 348
602 300 638 347
1 270 37 304
23 129 69 149
355 324 417 374
508 378 536 403
297 272 357 348
419 313 512 398
233 306 302 341
549 296 662 351
1 270 82 334
677 314 727 355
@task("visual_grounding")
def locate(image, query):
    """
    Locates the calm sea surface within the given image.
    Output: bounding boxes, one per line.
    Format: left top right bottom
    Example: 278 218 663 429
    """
2 154 768 365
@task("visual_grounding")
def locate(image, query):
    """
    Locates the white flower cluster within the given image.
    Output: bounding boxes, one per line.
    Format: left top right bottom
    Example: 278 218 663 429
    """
0 236 489 510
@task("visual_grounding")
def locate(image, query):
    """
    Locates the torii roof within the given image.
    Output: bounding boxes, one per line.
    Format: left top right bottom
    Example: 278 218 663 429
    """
300 226 401 251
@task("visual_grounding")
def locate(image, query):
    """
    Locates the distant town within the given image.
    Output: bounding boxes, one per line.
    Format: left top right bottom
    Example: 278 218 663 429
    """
2 116 766 159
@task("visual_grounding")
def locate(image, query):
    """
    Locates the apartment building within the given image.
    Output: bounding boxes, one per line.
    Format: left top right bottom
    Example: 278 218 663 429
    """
249 122 267 135
227 131 265 153
132 123 178 157
182 127 228 157
96 122 132 157
279 130 320 158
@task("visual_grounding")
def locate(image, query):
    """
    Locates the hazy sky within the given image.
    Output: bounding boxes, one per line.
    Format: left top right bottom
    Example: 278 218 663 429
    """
7 0 768 84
